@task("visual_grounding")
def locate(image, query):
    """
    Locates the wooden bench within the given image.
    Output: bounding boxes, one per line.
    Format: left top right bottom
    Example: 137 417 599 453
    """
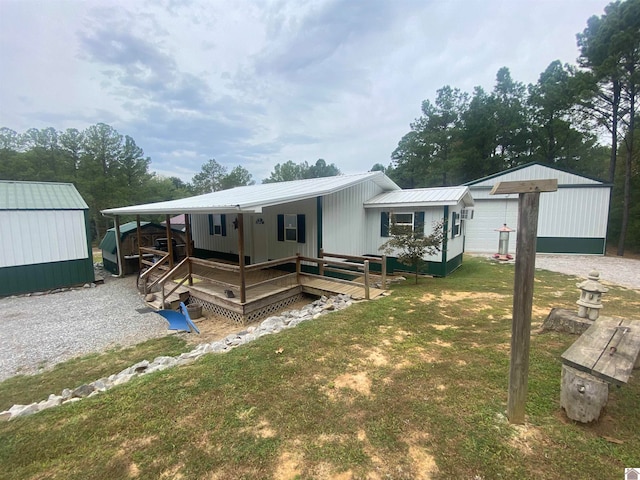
560 316 640 422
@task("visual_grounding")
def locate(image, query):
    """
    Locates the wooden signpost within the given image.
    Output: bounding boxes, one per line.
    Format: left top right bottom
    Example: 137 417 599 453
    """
490 179 558 424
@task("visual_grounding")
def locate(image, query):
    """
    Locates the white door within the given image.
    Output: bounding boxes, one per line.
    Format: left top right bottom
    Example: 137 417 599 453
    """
251 215 268 263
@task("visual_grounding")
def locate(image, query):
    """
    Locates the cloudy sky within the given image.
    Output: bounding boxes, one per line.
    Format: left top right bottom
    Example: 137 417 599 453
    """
0 0 611 183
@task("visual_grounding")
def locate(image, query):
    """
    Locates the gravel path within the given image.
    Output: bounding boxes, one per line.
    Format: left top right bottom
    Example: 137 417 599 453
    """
534 254 640 291
0 273 168 382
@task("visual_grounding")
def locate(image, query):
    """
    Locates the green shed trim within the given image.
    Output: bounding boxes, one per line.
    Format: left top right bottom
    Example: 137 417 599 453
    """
0 258 95 296
536 237 606 254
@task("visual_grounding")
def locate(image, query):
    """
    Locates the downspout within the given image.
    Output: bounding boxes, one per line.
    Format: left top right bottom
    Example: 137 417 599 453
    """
114 215 124 277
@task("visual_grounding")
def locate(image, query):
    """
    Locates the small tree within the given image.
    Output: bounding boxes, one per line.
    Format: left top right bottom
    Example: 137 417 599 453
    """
379 215 444 284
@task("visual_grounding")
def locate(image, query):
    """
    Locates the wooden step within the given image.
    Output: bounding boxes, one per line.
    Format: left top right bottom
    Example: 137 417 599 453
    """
145 290 190 311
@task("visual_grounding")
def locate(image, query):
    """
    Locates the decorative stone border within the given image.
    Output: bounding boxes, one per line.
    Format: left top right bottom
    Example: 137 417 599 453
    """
1 294 353 421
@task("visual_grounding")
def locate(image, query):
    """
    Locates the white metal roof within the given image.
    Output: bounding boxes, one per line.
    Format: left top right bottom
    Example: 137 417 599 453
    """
364 186 474 208
465 162 607 188
102 172 400 216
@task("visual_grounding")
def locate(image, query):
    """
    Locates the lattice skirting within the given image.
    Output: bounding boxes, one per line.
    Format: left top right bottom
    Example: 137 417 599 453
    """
187 292 304 325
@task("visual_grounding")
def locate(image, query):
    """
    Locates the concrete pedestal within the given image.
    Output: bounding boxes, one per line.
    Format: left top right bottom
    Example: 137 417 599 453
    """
542 308 594 335
560 364 609 423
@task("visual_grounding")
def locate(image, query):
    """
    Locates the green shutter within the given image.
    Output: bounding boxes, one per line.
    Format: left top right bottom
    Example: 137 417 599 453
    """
208 214 214 235
414 211 425 235
221 214 227 236
381 212 389 237
277 214 285 241
297 214 306 243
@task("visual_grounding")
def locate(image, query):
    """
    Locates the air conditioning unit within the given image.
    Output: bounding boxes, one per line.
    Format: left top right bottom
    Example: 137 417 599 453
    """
460 208 474 220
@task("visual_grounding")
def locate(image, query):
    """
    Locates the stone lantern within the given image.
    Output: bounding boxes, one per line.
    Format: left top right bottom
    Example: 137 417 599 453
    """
493 224 514 261
576 270 608 320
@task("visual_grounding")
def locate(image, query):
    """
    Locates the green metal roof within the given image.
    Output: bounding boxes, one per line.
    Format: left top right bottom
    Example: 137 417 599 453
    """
98 221 183 254
0 180 89 210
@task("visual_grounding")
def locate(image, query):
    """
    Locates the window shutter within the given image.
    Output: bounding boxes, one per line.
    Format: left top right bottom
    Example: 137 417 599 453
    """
381 212 389 237
414 211 425 235
277 214 285 242
208 214 214 235
297 214 306 244
221 214 227 236
451 212 457 238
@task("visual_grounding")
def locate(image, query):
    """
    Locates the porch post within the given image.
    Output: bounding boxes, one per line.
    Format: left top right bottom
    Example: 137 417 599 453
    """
114 216 124 277
165 214 174 268
136 215 143 272
237 213 246 303
319 248 324 276
364 260 370 300
381 255 387 289
184 213 193 286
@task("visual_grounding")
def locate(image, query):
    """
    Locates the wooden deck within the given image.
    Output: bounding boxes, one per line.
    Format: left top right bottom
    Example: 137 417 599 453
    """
144 254 388 323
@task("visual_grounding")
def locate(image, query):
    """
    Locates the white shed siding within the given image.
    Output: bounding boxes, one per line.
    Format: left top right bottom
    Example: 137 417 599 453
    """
323 180 385 255
471 163 601 187
538 187 609 238
0 210 88 268
447 205 466 259
464 199 519 253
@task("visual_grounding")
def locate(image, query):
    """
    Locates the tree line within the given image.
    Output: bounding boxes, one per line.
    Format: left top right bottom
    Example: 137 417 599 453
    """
383 0 638 254
0 123 341 241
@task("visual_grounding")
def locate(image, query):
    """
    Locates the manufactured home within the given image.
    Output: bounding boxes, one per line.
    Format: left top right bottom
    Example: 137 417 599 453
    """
463 163 612 255
102 172 473 322
0 181 94 296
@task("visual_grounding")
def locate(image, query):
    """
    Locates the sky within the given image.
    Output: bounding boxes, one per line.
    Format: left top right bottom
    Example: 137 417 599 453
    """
0 0 612 184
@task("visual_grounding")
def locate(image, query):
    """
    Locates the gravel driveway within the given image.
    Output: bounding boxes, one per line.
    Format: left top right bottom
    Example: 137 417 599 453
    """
534 254 640 291
0 273 168 382
1 255 638 383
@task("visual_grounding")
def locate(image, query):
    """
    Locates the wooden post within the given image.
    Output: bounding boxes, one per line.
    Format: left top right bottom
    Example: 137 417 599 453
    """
237 213 246 303
296 253 301 284
114 216 124 277
364 260 370 300
184 213 193 286
381 254 387 289
490 179 557 424
319 248 325 277
165 215 174 268
136 215 143 272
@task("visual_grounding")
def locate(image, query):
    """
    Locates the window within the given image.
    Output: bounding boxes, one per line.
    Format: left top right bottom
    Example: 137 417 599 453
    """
451 211 461 238
277 214 306 243
381 211 424 237
208 214 227 236
285 214 297 241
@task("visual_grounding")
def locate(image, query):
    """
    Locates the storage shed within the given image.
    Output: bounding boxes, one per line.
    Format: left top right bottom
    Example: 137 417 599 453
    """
463 163 612 254
99 221 187 275
0 180 94 296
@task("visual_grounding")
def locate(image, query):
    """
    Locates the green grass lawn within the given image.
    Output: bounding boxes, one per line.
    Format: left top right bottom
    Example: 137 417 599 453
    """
1 256 639 479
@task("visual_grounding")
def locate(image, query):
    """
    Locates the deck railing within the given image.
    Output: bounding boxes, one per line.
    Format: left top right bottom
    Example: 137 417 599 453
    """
148 252 387 307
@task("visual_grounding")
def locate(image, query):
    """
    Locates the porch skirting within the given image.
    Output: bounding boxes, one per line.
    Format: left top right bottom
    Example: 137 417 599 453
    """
187 288 304 324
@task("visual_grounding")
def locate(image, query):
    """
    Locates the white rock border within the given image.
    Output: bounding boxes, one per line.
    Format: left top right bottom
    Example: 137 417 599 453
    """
1 294 353 421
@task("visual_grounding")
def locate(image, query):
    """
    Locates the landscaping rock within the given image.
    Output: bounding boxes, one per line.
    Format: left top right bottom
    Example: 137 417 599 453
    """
3 293 354 420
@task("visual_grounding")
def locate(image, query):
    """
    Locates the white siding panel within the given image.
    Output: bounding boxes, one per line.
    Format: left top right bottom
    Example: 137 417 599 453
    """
538 187 609 237
191 198 318 261
365 207 444 262
464 199 519 253
323 180 383 255
0 210 88 267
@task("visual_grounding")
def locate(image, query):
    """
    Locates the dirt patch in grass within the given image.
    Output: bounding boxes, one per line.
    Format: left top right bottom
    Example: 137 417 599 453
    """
509 424 543 456
333 372 372 397
274 450 302 479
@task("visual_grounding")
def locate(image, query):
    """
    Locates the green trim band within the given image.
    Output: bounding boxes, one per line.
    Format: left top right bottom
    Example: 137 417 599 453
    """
536 237 605 255
0 258 95 296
